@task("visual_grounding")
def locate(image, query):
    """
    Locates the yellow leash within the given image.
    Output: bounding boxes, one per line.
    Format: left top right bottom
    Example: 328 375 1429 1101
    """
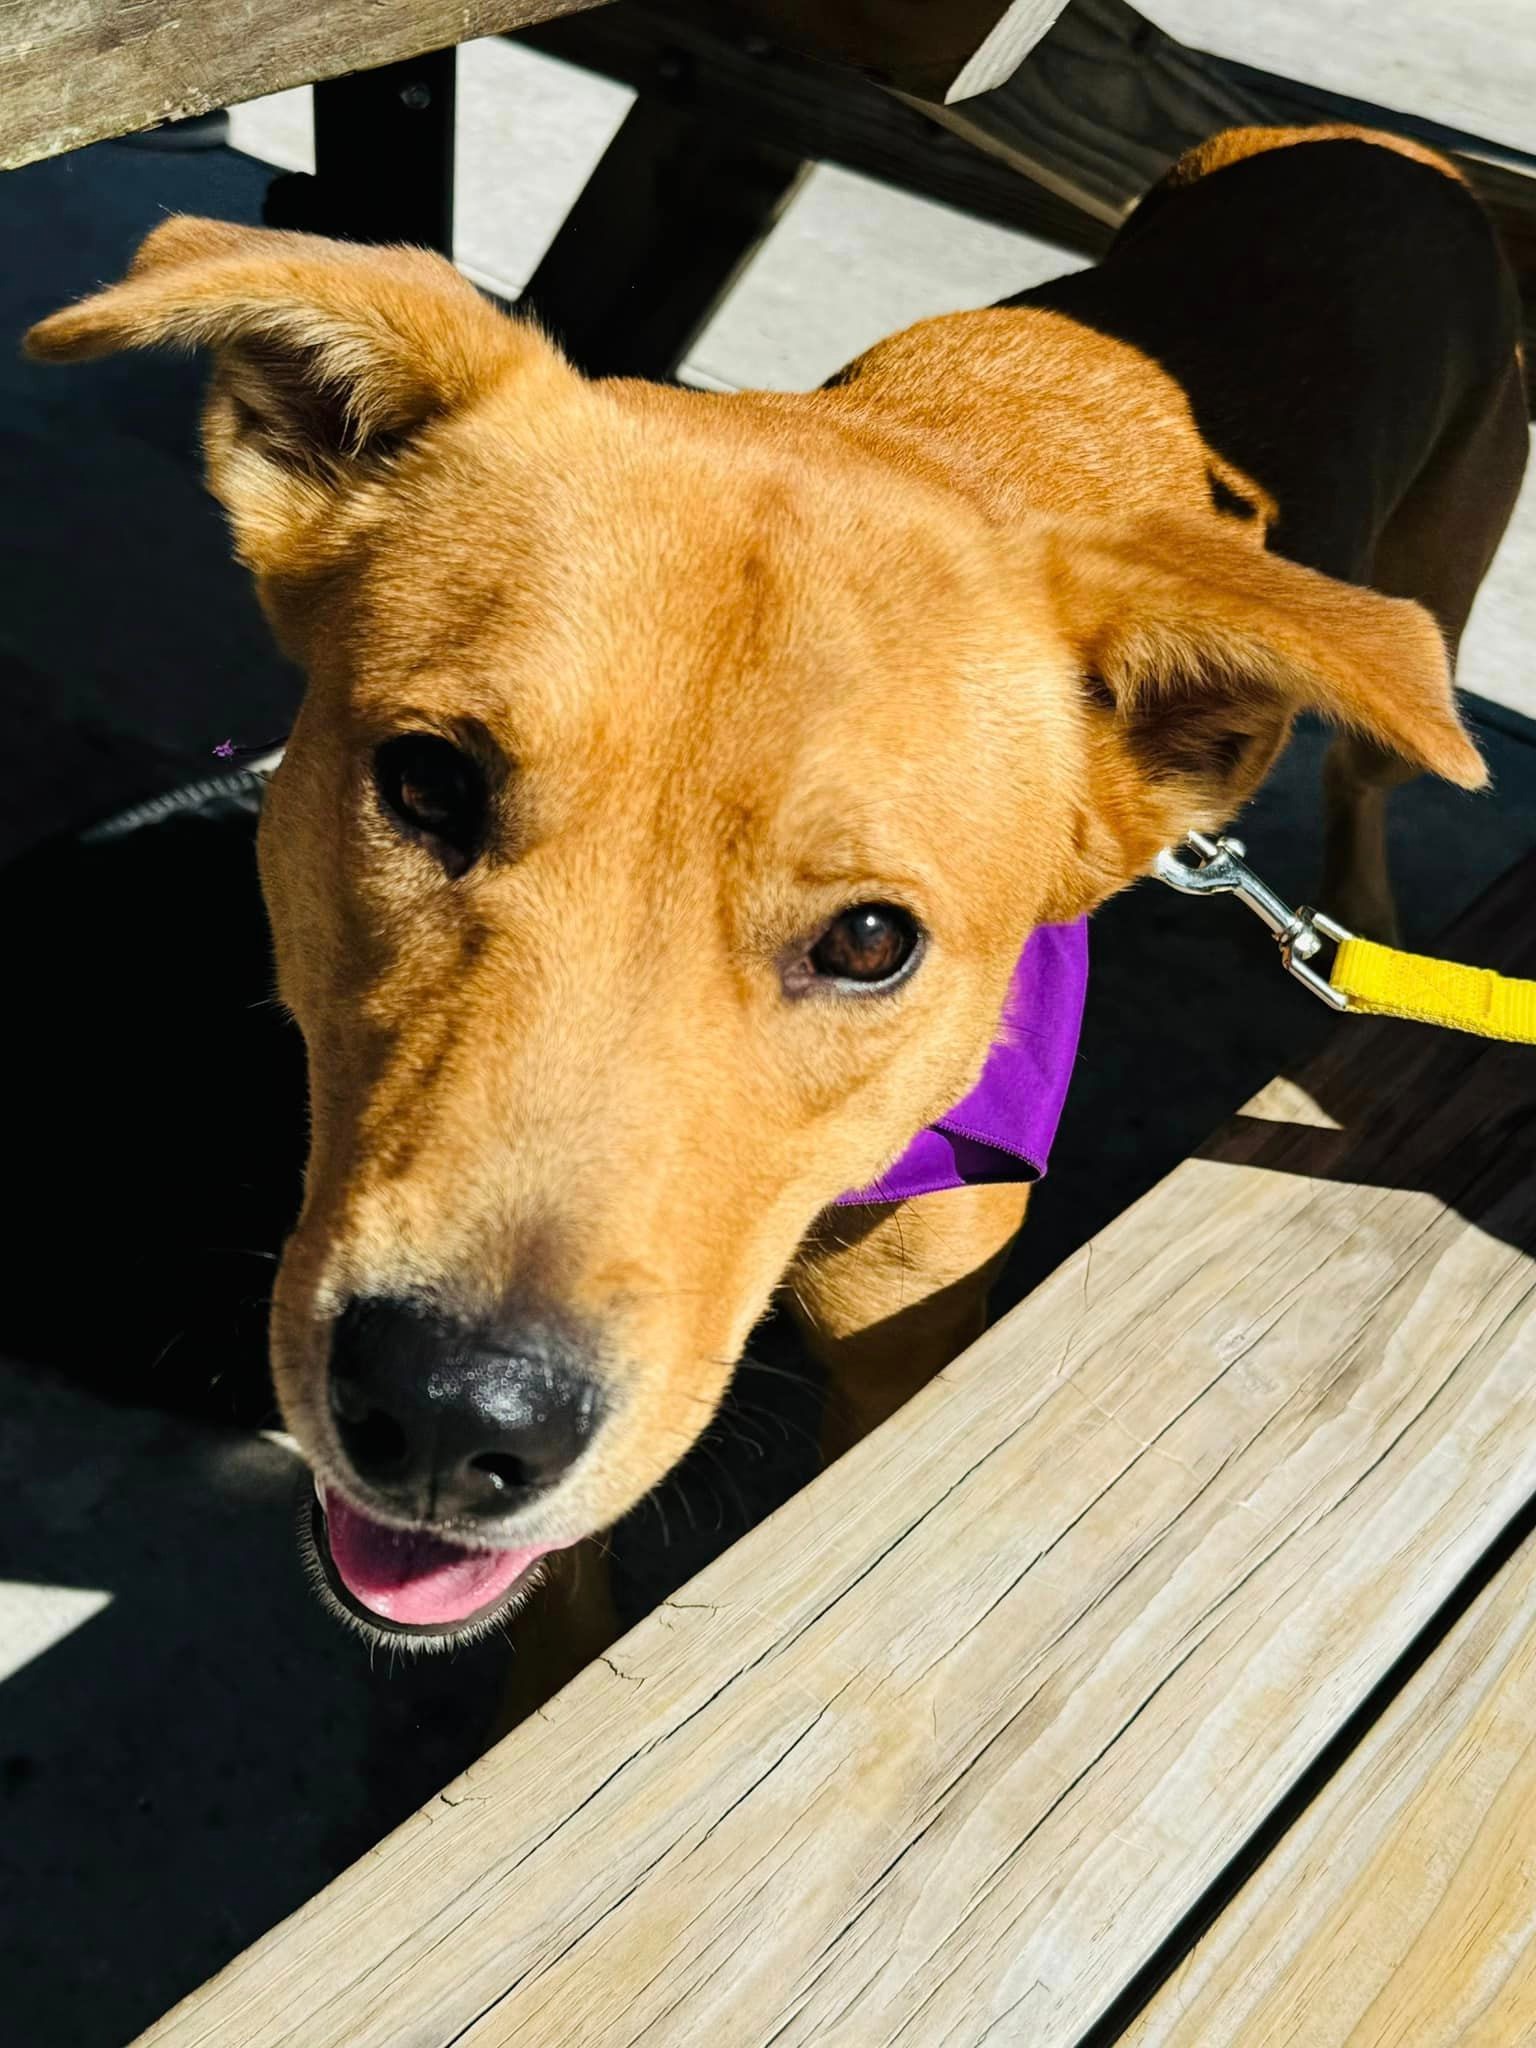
1156 832 1536 1047
1330 935 1536 1044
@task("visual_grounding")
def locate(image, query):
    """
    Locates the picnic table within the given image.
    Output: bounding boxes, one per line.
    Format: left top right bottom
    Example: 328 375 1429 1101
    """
3 0 1052 171
134 857 1536 2044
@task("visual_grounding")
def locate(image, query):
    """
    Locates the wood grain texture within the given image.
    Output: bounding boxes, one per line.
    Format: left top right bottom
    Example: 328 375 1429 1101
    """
1125 1521 1536 2044
1 0 600 171
137 860 1536 2048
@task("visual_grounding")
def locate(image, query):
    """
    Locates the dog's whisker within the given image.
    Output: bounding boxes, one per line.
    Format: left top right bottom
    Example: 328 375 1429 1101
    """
706 1414 769 1463
664 1472 700 1537
732 1358 816 1391
641 1488 674 1552
145 1328 189 1377
692 1440 752 1529
722 1399 819 1454
707 1404 772 1452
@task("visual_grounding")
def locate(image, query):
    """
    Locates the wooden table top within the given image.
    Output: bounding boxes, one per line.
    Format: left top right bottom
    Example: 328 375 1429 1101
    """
135 854 1536 2046
1 0 1061 173
2 0 602 172
1127 1502 1536 2044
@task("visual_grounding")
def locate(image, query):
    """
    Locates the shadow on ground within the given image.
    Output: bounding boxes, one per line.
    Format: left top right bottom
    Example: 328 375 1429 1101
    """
0 1367 510 2047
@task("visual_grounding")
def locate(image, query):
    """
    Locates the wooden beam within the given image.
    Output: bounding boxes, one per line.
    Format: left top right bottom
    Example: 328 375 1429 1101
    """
1124 1519 1536 2044
263 48 457 255
138 856 1536 2047
701 0 1069 104
516 3 1114 259
519 99 807 378
0 0 603 173
893 0 1259 227
948 0 1075 103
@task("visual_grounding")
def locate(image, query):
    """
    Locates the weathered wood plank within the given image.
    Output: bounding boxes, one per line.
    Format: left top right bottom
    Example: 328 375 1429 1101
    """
1125 1521 1536 2044
137 859 1536 2048
947 0 1073 104
0 0 600 172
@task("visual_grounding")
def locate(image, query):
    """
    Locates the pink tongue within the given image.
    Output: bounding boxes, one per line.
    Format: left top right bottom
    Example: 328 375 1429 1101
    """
323 1491 552 1626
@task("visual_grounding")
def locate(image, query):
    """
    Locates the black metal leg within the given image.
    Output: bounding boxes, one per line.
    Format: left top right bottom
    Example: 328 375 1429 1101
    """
519 96 807 379
263 47 456 255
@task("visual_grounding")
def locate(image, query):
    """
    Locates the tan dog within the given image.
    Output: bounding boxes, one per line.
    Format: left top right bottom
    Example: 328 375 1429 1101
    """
29 125 1524 1689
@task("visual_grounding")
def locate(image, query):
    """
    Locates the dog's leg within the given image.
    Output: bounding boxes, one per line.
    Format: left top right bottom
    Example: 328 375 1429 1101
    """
786 1183 1031 1461
1323 359 1528 941
1321 734 1419 944
493 1537 622 1735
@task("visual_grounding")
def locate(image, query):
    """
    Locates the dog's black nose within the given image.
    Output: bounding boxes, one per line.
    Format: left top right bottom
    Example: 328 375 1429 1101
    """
327 1298 603 1520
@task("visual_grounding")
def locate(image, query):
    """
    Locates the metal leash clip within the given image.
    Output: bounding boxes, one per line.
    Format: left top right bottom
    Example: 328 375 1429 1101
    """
1154 831 1354 1010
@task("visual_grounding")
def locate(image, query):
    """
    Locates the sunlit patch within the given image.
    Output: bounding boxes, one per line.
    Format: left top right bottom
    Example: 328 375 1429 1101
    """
0 1581 113 1684
1244 1078 1345 1129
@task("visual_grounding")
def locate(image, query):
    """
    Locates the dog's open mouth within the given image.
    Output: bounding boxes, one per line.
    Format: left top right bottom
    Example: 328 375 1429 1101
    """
306 1486 557 1641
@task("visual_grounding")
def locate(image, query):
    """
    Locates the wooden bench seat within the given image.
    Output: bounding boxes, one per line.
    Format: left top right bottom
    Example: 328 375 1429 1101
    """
1127 1491 1536 2044
139 853 1536 2046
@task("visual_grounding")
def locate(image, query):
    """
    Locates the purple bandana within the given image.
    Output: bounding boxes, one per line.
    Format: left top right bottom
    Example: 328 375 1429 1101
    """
836 918 1088 1205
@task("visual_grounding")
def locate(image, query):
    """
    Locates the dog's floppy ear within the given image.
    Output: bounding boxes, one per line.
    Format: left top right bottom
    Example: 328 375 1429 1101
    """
1043 516 1484 911
26 217 562 575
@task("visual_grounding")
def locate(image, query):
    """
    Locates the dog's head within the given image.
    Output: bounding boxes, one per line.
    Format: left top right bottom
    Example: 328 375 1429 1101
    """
29 223 1483 1642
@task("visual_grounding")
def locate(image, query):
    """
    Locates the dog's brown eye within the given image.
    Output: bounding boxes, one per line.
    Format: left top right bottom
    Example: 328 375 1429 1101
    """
809 903 921 987
374 734 486 874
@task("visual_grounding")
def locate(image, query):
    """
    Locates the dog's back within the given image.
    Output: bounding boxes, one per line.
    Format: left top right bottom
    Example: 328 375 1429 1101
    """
1008 129 1526 592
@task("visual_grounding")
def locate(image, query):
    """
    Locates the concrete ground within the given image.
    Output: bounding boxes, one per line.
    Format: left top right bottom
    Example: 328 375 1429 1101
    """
4 21 1535 2045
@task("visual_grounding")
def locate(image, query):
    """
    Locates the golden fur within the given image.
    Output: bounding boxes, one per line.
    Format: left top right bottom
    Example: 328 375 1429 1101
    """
1161 122 1469 191
27 129 1509 1682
